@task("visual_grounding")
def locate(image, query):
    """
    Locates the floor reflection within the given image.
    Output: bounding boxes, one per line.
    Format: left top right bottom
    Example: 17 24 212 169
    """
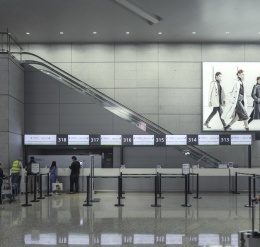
0 192 257 246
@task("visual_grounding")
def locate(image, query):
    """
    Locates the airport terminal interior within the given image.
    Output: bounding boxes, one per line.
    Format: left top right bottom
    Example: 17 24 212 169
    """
1 0 260 246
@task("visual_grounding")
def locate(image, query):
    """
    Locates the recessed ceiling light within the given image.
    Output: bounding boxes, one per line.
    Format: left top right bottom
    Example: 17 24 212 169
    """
226 32 230 34
192 32 196 34
93 31 97 34
158 32 162 35
126 32 130 34
26 32 30 35
60 32 64 34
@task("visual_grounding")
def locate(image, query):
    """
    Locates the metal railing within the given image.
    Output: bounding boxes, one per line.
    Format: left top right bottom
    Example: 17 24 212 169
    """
0 29 23 53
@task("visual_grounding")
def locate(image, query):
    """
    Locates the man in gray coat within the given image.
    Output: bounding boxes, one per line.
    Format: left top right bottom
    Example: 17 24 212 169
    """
204 72 227 129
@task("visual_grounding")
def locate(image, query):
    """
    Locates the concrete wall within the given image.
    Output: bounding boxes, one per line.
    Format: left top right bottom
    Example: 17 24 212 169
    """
20 43 260 167
0 54 24 172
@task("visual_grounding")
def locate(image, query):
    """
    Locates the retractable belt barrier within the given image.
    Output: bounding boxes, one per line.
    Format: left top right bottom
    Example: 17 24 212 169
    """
22 173 52 207
83 172 201 208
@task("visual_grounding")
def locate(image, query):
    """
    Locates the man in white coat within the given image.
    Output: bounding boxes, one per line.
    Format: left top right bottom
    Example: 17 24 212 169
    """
204 72 226 129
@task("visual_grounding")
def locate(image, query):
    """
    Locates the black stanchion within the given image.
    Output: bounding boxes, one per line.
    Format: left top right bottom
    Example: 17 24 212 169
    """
157 173 164 199
45 173 52 197
0 183 2 205
22 175 32 207
253 174 256 199
187 174 193 194
115 176 124 207
30 174 39 203
120 172 126 196
232 172 240 194
37 174 45 199
119 173 125 199
151 174 161 207
245 176 253 208
83 176 92 206
182 175 191 207
193 173 202 199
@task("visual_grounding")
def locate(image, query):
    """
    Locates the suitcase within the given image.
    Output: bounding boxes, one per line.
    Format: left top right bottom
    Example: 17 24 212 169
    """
239 199 260 247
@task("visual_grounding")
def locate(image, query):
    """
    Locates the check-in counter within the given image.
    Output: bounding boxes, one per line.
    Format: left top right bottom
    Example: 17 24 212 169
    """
20 168 260 193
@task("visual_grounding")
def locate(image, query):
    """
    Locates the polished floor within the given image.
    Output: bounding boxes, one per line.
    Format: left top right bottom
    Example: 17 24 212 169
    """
0 191 259 246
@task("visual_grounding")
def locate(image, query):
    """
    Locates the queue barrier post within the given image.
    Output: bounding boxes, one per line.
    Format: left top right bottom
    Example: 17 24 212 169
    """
157 173 164 199
83 176 92 206
0 182 2 205
193 173 202 199
115 176 124 207
22 175 32 207
30 174 39 203
151 174 161 207
245 176 253 208
119 172 125 199
37 174 45 200
187 174 193 194
232 172 240 194
253 174 256 199
182 174 191 207
45 173 52 197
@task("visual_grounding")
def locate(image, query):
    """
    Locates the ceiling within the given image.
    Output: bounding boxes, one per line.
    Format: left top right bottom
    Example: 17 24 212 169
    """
1 0 260 43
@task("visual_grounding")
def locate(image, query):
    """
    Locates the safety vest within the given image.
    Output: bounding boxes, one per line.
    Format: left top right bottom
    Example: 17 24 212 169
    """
11 160 21 174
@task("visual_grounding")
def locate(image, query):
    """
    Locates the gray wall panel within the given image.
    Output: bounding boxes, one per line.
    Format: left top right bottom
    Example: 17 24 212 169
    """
8 59 24 103
9 97 24 134
0 96 9 131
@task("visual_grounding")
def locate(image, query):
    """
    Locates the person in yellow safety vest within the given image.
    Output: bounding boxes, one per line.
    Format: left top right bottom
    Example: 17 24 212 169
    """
11 158 22 198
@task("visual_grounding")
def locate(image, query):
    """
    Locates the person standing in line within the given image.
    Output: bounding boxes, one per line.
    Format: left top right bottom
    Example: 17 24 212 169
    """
222 69 249 131
204 72 227 129
248 76 260 124
11 157 22 199
0 161 7 204
49 161 58 195
26 156 37 193
69 156 80 194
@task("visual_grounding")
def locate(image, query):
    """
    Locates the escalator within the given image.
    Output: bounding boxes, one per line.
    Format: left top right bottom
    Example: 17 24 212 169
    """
10 52 220 168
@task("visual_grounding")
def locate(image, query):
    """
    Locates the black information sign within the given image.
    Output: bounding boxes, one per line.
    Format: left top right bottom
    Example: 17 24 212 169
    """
89 135 101 145
154 135 166 146
57 134 68 145
122 135 133 146
187 135 198 145
219 134 231 145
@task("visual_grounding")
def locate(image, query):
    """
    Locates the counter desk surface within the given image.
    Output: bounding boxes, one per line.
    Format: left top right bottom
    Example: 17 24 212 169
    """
20 168 260 177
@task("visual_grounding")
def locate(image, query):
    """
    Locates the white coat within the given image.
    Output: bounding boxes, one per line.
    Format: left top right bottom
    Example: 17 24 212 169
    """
221 78 248 121
208 80 226 107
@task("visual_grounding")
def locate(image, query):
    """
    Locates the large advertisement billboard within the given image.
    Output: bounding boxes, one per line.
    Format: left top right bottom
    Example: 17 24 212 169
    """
203 62 260 131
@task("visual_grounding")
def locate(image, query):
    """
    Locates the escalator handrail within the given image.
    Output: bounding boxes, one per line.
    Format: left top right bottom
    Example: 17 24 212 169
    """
10 52 221 164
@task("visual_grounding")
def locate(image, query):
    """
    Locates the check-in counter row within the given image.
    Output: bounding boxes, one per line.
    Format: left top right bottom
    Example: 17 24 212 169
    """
19 168 260 193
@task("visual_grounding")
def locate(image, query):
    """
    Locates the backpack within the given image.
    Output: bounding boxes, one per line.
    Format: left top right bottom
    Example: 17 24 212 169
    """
26 163 32 173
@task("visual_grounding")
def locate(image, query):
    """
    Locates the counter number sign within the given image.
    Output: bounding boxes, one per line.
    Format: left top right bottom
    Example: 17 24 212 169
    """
219 134 231 145
187 135 198 145
57 135 68 145
122 135 133 145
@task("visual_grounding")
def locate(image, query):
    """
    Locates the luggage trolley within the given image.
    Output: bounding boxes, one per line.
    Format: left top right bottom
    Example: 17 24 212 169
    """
1 176 14 203
239 199 260 247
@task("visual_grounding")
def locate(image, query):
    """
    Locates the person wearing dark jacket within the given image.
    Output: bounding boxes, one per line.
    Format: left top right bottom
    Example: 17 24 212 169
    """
69 156 80 194
0 161 7 204
248 76 260 124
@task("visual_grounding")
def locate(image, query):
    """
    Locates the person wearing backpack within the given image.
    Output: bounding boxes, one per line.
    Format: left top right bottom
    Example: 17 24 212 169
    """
49 161 58 195
26 156 36 193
